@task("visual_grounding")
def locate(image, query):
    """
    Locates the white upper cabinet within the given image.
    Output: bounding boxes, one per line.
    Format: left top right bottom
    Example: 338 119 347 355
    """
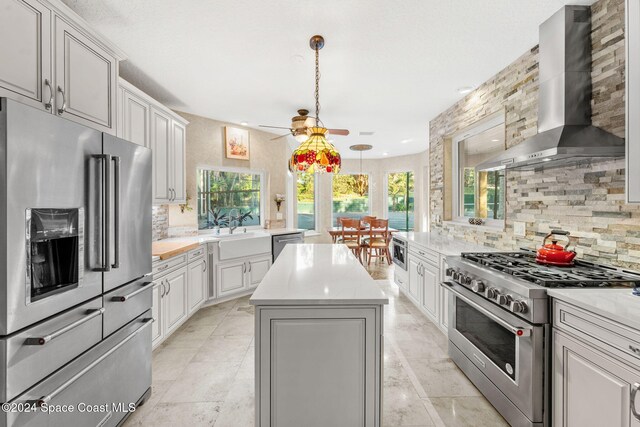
171 120 186 204
0 0 124 134
150 106 172 204
0 0 51 110
118 78 188 205
628 0 640 203
54 15 116 132
118 85 149 147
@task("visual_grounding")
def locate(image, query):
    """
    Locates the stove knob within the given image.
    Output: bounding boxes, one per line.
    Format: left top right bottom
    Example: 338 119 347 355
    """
485 287 499 299
497 294 513 306
446 268 456 277
471 280 485 293
511 300 529 314
463 275 473 285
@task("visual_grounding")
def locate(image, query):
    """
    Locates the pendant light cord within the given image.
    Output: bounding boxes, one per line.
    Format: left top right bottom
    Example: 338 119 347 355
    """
315 46 322 126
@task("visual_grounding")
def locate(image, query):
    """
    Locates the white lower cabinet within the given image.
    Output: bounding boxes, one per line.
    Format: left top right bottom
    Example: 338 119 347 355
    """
248 257 271 288
407 251 440 325
553 330 640 427
438 256 450 333
217 260 246 297
163 266 188 335
187 257 207 314
421 262 439 323
552 299 640 427
152 245 210 349
217 254 272 297
408 258 422 304
151 281 164 348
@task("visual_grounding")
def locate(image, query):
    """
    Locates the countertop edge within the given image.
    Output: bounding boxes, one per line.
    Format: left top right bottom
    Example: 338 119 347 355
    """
249 298 390 306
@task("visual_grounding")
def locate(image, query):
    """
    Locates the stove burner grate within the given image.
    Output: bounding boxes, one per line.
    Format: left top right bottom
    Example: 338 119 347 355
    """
461 251 640 288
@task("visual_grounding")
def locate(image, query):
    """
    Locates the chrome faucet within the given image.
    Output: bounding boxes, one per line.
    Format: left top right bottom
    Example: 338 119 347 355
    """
228 208 239 234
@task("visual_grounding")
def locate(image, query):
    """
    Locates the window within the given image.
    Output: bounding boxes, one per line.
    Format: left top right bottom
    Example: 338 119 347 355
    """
332 174 370 225
197 168 263 230
453 117 506 223
296 173 316 230
387 172 414 231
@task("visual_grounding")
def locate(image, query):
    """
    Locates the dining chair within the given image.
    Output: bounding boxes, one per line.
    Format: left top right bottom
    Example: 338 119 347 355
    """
361 216 376 226
362 219 391 266
340 218 363 262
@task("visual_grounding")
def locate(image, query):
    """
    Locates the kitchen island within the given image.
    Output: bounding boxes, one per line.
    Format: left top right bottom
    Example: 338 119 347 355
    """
250 244 388 427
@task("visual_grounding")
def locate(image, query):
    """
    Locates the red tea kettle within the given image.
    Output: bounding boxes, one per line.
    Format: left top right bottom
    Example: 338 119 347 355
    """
536 230 576 266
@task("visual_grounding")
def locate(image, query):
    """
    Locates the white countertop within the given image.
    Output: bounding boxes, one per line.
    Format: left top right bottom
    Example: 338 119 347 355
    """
548 288 640 330
250 244 389 306
395 231 492 256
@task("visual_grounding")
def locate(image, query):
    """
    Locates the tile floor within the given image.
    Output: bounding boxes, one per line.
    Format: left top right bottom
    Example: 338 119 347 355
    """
124 267 508 426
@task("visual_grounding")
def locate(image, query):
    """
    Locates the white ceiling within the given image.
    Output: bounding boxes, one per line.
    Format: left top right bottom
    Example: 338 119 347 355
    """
62 0 596 159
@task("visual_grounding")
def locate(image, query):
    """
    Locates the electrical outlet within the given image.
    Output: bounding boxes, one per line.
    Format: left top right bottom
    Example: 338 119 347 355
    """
514 221 526 237
276 213 283 220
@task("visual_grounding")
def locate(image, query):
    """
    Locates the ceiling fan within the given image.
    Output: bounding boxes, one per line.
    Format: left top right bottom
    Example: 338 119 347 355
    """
259 108 350 142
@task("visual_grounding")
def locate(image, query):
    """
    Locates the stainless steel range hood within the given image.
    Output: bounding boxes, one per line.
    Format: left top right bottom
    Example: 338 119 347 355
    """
477 5 625 171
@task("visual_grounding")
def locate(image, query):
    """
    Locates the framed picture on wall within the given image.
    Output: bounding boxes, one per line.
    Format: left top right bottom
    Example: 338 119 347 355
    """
225 126 250 160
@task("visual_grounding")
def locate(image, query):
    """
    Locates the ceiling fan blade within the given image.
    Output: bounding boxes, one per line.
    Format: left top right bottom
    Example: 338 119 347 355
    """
327 129 350 136
270 133 291 141
259 125 293 130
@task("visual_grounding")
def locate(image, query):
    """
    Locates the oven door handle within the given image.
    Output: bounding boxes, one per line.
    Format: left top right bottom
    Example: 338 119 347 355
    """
442 281 532 336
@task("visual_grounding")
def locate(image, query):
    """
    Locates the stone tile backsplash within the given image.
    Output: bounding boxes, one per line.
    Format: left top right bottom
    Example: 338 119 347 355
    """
152 205 169 241
429 0 640 270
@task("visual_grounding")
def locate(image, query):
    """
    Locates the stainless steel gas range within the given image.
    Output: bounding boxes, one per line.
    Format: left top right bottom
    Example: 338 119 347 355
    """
444 251 640 427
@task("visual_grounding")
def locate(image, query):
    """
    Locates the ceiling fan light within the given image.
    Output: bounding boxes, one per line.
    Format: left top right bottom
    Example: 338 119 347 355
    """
294 133 309 143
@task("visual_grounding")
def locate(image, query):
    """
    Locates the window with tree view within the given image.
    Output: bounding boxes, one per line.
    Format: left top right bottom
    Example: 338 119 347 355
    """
332 174 370 225
387 172 414 231
296 173 315 230
197 169 262 230
457 122 505 221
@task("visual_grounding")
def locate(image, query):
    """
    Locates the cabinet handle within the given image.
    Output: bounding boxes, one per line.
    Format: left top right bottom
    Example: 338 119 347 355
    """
57 86 66 114
157 264 169 272
243 262 246 273
248 262 252 273
632 383 640 421
160 282 166 297
44 79 53 110
202 260 207 272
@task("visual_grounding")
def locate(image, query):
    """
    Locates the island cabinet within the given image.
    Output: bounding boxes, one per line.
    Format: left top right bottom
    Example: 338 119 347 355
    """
0 0 125 134
551 297 640 426
250 244 388 427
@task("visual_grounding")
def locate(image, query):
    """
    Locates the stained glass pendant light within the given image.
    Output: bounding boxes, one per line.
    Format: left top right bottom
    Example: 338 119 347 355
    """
291 35 341 174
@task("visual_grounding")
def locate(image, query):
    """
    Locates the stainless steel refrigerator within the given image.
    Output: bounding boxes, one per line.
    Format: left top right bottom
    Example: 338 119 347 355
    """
0 98 154 426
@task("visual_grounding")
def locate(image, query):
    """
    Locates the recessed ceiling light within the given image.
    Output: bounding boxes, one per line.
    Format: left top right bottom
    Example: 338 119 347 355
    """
382 152 388 156
491 139 499 142
401 138 412 144
457 86 474 95
240 121 248 126
542 158 552 162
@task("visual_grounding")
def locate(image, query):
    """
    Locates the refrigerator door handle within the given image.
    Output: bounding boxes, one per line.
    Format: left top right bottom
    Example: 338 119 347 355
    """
112 155 121 269
93 154 111 272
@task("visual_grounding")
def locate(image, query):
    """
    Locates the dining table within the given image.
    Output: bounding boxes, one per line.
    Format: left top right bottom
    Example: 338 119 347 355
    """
327 226 400 243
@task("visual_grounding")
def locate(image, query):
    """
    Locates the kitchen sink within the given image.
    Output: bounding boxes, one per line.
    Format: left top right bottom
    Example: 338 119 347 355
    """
218 232 271 260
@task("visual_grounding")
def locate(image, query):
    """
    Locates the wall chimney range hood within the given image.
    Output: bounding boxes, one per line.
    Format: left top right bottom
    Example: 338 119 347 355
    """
477 5 625 171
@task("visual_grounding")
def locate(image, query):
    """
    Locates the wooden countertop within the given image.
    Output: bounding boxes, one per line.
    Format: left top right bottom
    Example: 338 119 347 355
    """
152 241 200 260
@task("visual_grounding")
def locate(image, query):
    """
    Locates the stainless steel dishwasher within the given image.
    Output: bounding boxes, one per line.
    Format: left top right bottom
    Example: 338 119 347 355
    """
272 232 304 261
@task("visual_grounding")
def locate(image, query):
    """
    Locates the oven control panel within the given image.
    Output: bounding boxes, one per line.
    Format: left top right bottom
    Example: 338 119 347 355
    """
445 267 530 316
